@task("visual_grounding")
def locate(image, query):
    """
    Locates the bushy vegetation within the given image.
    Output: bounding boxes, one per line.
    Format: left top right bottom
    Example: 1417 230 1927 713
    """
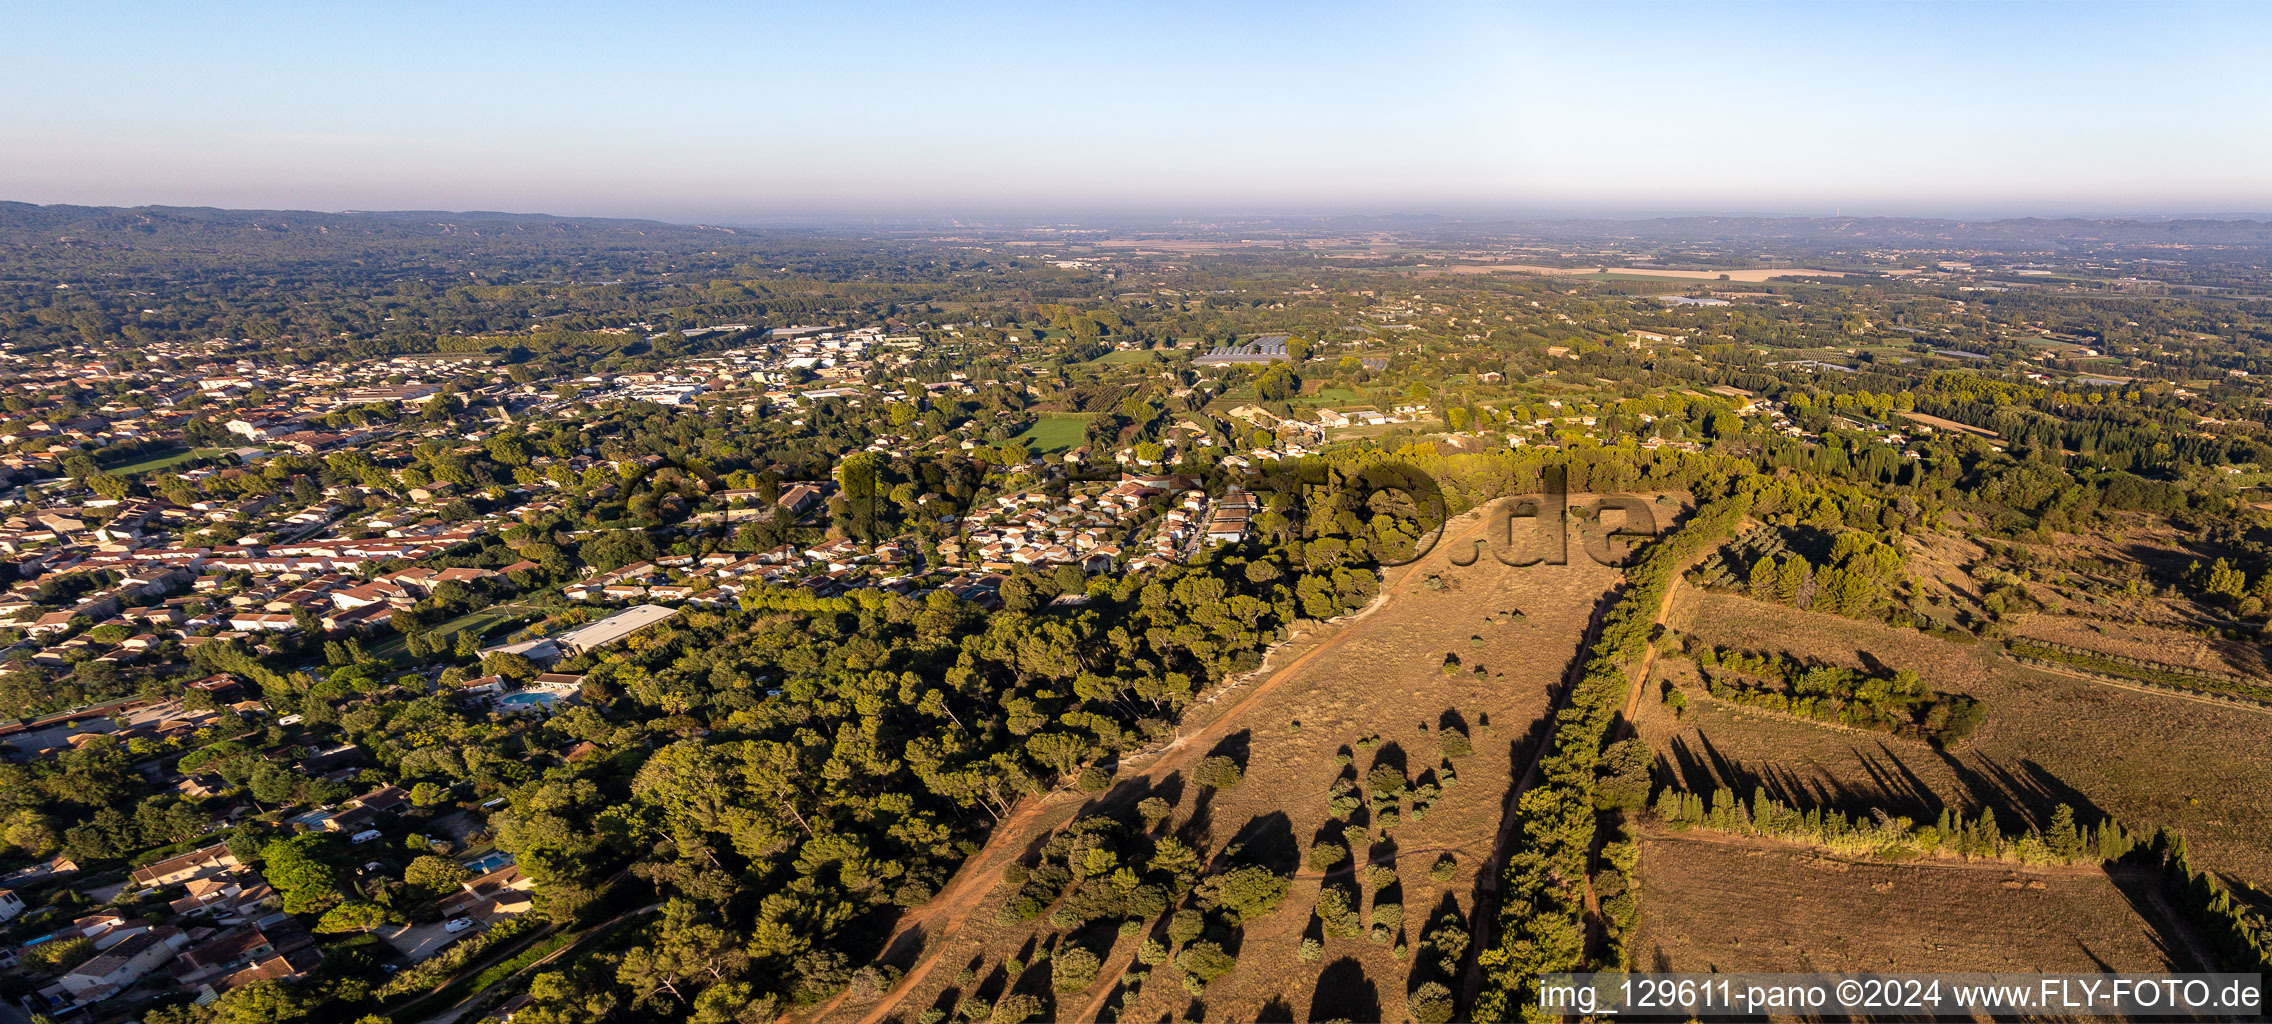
1691 642 1984 746
2010 640 2272 704
1653 787 2136 865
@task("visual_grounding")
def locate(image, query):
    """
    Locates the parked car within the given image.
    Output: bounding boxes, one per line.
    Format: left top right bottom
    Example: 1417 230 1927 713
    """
349 829 383 844
444 917 475 934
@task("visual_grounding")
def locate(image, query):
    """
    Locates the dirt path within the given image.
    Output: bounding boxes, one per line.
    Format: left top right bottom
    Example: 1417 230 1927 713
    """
1619 577 1681 727
1452 587 1610 1011
813 508 1510 1024
1456 522 1717 1011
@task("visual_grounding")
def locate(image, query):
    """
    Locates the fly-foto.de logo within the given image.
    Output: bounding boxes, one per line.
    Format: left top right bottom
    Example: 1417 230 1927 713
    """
1440 466 1659 569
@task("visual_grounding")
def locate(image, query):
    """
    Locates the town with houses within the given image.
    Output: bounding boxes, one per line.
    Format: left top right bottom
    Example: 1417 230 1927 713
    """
0 314 1394 1021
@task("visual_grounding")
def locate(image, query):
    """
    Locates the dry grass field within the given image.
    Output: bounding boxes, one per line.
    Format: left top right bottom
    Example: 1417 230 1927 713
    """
808 497 1656 1024
1644 589 2272 882
1633 829 2203 974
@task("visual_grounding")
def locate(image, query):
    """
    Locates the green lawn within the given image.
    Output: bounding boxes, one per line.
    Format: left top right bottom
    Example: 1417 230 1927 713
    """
100 446 239 475
367 606 542 664
1084 348 1162 365
1015 414 1095 454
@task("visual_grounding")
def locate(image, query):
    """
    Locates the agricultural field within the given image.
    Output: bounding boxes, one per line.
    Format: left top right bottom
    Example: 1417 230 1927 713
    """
1632 830 2203 974
812 498 1659 1024
1642 588 2272 882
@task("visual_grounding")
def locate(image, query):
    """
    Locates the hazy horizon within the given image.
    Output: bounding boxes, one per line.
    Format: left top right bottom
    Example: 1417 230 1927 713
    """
7 1 2269 222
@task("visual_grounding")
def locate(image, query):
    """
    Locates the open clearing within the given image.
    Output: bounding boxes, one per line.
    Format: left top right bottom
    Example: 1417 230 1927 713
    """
811 497 1661 1024
1013 413 1095 453
1633 829 2200 974
1644 589 2272 881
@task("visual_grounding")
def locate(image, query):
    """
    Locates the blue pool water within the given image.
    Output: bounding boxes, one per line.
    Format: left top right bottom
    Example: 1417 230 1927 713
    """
463 852 513 874
498 692 556 707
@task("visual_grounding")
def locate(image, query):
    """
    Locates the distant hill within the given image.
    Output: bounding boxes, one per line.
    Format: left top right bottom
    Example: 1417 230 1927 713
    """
0 202 757 259
6 201 2271 254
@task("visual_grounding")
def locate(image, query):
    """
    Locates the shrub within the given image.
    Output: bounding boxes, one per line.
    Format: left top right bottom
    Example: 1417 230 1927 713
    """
1367 764 1408 798
1306 842 1348 873
1163 908 1204 946
1316 886 1362 938
1297 937 1323 962
1410 981 1456 1024
848 964 902 1001
1051 945 1101 992
992 994 1042 1024
1136 939 1169 966
1195 865 1290 920
1192 755 1244 790
1175 940 1236 982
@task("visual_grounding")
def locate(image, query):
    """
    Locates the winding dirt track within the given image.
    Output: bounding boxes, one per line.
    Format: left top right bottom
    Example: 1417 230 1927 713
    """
808 508 1510 1024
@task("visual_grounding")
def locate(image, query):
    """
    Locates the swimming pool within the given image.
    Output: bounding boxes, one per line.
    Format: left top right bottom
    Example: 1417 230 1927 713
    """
463 852 514 874
497 692 556 707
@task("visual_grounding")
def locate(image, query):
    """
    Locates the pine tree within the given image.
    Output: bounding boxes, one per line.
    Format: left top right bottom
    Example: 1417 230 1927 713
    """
1774 556 1809 603
2046 804 2082 860
1748 557 1776 598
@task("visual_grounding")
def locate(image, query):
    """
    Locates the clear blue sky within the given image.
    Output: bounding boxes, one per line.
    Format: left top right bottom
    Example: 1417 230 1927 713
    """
4 1 2267 221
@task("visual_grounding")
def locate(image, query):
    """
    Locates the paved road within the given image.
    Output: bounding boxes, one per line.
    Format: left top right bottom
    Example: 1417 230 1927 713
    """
380 915 490 963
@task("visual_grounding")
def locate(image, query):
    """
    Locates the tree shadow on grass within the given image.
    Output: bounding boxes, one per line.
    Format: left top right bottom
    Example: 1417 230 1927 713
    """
1206 728 1252 769
1309 956 1381 1022
1222 810 1299 876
